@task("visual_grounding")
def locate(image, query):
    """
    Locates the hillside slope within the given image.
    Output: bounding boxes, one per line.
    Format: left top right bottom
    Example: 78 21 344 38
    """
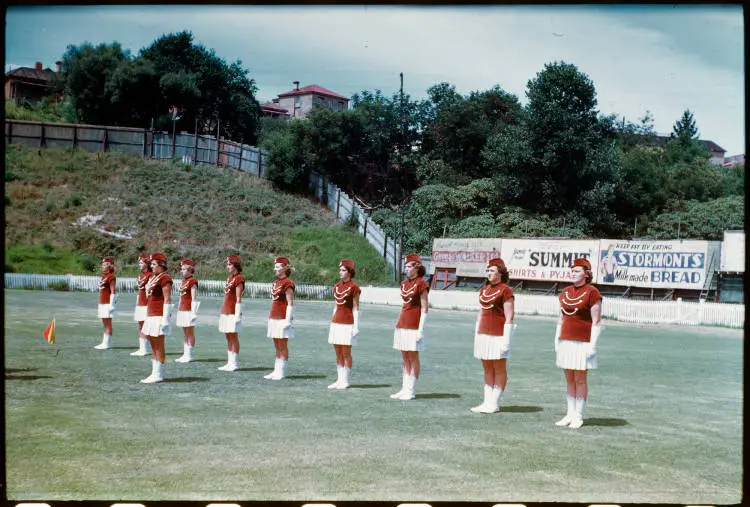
4 145 394 285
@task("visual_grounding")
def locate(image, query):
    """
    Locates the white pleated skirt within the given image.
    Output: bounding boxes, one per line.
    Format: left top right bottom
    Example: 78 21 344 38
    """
393 328 424 352
218 314 241 333
556 339 597 370
267 318 293 339
175 310 194 328
474 333 511 360
133 305 147 322
328 323 356 346
142 315 170 337
97 304 113 319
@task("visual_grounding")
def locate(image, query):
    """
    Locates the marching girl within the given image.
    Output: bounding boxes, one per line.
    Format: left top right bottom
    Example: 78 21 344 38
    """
554 257 603 429
130 254 152 356
390 253 429 401
94 257 117 350
174 259 199 363
470 257 515 414
327 259 361 389
264 256 295 380
218 255 245 372
140 253 173 383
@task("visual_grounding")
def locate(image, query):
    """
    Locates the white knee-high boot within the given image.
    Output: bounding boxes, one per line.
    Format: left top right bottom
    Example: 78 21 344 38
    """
131 337 149 356
218 350 234 371
141 359 164 383
390 372 409 399
329 366 343 389
336 366 350 389
95 333 111 349
569 398 586 429
471 384 492 412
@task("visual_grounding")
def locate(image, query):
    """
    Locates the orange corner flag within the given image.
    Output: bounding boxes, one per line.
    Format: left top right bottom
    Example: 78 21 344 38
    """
43 319 56 344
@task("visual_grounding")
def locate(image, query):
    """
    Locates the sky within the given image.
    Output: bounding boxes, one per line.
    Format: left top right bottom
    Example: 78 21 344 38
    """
4 4 745 155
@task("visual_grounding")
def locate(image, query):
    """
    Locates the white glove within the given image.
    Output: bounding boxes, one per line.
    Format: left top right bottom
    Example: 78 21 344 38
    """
499 323 515 355
190 301 200 325
554 322 562 352
588 325 602 358
234 303 243 323
109 293 117 315
474 315 480 335
159 303 172 335
417 311 428 341
352 308 360 337
283 305 293 330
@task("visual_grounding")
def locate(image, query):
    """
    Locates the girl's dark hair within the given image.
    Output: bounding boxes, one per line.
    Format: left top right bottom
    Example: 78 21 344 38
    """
344 266 356 279
417 265 426 277
230 261 243 273
284 266 292 277
155 260 167 271
584 270 593 284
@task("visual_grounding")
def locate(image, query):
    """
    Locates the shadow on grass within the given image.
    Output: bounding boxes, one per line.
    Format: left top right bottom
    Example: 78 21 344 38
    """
5 368 35 373
163 377 210 383
6 374 54 381
415 393 461 399
286 374 327 380
584 417 629 427
350 384 392 389
105 346 140 350
236 367 273 372
190 358 225 363
501 405 544 413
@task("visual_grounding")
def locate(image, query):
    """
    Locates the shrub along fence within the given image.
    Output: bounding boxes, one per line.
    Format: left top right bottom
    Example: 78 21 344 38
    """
6 273 743 328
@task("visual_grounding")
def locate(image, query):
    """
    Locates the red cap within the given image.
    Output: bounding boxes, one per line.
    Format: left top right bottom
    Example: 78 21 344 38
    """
151 253 167 263
226 255 241 264
571 257 592 270
138 254 150 262
275 257 290 265
102 257 114 264
181 259 195 267
487 257 506 270
405 253 421 265
340 259 355 270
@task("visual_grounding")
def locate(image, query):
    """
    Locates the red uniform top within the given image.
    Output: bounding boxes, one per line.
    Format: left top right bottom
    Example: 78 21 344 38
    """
269 277 295 319
477 282 514 336
331 280 361 324
178 276 198 311
136 271 152 306
396 276 429 330
559 283 602 342
145 273 173 316
221 274 245 315
98 273 116 304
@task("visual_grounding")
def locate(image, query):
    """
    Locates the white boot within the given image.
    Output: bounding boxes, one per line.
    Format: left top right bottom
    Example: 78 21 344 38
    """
400 374 417 400
130 337 149 356
390 372 409 399
271 359 286 379
555 395 576 426
175 343 193 363
569 397 586 429
264 358 280 379
140 359 164 383
94 333 111 349
328 366 343 389
471 384 493 412
479 386 502 413
218 350 234 371
336 366 350 389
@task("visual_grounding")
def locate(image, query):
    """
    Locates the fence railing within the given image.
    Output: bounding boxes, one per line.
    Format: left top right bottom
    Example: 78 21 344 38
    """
6 273 743 328
4 119 267 176
309 171 404 281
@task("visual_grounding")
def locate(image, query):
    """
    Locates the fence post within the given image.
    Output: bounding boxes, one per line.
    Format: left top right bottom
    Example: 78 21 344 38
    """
8 120 12 144
676 297 683 324
103 128 109 152
40 122 46 148
363 215 368 238
142 128 147 158
238 143 244 171
215 120 220 166
193 118 198 163
336 189 341 219
257 149 262 177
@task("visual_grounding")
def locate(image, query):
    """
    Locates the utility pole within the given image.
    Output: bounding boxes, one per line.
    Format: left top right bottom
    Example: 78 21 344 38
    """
398 72 406 284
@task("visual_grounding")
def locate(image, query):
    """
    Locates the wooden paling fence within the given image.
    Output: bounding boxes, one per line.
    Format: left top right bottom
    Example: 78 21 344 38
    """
6 273 743 328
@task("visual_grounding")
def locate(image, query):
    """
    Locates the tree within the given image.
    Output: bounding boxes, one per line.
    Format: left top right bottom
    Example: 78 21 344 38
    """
671 109 699 141
646 196 744 240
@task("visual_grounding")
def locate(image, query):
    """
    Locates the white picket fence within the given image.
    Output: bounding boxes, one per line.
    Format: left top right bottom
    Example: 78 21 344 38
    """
5 273 744 328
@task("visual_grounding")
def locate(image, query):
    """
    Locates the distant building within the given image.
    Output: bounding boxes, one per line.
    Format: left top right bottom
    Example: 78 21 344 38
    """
260 81 349 119
5 61 62 104
650 135 727 166
723 154 745 167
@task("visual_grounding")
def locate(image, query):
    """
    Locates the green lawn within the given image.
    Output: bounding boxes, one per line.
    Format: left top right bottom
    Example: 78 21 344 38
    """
4 290 742 503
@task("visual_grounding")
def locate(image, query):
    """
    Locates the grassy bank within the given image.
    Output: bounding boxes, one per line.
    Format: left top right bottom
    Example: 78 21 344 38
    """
4 144 393 285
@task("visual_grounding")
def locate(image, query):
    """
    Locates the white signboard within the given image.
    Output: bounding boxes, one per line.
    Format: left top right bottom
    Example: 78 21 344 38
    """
431 238 503 277
596 239 709 289
500 239 599 283
720 231 745 273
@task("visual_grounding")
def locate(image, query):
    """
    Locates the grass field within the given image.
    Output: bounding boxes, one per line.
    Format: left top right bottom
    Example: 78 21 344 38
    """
4 289 742 503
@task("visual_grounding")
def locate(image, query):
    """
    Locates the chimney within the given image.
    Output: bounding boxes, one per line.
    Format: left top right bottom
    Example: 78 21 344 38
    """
56 61 62 73
35 61 43 70
293 80 299 91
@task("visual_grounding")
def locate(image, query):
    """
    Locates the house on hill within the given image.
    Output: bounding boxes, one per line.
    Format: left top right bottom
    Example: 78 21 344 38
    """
260 81 349 118
650 135 727 166
5 61 62 105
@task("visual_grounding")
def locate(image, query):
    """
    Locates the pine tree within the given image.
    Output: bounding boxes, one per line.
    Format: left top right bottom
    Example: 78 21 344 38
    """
671 109 699 141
